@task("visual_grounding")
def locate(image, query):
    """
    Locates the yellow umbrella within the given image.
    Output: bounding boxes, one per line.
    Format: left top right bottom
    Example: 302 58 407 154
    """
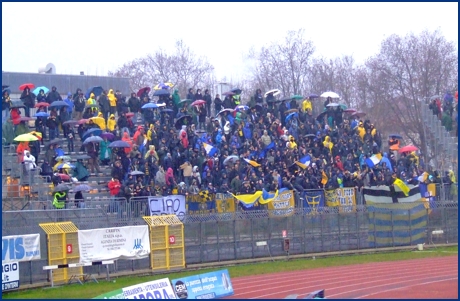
153 82 174 90
14 133 39 142
89 117 106 130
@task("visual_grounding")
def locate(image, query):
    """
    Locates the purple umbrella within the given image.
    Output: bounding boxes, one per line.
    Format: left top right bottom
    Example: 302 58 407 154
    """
101 132 115 140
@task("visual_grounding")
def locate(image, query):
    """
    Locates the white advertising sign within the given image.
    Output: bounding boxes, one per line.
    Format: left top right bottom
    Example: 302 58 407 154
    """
78 226 150 263
2 261 19 291
2 234 41 263
122 278 177 299
148 195 186 221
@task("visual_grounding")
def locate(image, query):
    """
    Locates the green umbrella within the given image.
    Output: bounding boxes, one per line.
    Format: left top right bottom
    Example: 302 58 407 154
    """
291 95 304 100
340 104 348 110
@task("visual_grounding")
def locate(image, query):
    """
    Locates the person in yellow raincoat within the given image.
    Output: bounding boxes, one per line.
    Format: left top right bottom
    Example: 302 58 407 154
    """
356 122 366 141
90 112 106 130
302 97 312 113
108 89 117 115
86 93 98 115
287 135 297 149
107 114 117 132
323 136 333 153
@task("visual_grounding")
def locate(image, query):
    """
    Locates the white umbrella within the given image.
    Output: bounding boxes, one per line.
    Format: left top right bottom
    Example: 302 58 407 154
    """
326 103 340 107
223 155 240 165
321 91 340 98
264 89 281 98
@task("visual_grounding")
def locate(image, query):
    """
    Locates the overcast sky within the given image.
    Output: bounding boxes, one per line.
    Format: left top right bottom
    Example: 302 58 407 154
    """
2 2 458 82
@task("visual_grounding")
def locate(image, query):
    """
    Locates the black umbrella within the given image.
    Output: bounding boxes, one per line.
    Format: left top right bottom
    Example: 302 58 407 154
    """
267 98 282 104
250 104 263 111
53 183 70 193
180 99 193 104
2 85 9 90
230 88 242 95
82 128 102 139
84 104 99 110
222 91 235 96
316 111 327 122
175 115 193 130
45 138 64 147
10 100 26 108
153 89 170 97
280 96 292 102
49 101 70 109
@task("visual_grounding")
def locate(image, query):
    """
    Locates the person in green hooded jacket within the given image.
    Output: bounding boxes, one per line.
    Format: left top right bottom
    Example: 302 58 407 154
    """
172 89 181 118
73 159 90 181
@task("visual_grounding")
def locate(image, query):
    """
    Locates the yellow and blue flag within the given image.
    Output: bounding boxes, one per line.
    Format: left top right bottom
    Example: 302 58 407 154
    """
259 189 279 204
393 178 410 196
365 153 382 168
243 158 261 167
229 191 263 208
295 155 311 169
202 142 218 156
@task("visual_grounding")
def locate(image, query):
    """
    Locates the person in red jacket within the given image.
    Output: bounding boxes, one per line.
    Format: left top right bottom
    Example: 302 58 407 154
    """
108 177 122 217
334 155 345 172
10 107 21 125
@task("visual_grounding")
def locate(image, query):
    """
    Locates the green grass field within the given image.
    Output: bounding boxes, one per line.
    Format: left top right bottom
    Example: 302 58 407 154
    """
3 246 457 299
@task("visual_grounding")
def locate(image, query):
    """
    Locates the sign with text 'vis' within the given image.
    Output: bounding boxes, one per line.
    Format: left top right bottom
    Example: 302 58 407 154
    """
78 226 150 264
122 278 176 299
171 269 234 299
148 195 186 222
2 234 41 263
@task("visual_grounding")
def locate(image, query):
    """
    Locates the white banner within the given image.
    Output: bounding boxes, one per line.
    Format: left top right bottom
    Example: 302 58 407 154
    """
78 226 150 263
122 278 177 299
148 195 186 221
2 234 41 263
2 262 19 291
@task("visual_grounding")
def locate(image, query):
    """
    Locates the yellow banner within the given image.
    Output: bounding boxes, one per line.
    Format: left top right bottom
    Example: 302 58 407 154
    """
325 188 356 213
267 189 295 217
215 193 236 213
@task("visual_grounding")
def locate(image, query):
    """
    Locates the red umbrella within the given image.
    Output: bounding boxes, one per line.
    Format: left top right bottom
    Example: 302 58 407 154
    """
344 108 357 113
19 83 35 91
18 117 34 122
35 102 50 108
351 111 366 118
137 87 151 97
57 173 71 181
398 145 419 154
126 112 135 118
191 100 206 106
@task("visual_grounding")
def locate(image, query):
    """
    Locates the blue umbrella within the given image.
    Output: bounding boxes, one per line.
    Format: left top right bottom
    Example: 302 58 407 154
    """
141 103 160 109
309 93 319 99
49 101 69 108
73 184 92 192
153 89 170 97
33 86 49 95
85 86 103 99
108 140 131 148
235 105 249 112
2 88 11 95
83 136 103 144
160 109 174 113
82 128 102 139
285 112 298 123
389 134 403 139
35 112 50 117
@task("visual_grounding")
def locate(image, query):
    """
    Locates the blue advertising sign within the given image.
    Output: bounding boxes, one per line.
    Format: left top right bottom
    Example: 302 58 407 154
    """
171 269 234 299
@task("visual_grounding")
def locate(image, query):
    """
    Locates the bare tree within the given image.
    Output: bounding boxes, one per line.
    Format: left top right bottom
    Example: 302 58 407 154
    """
247 29 315 96
109 40 216 97
361 30 458 157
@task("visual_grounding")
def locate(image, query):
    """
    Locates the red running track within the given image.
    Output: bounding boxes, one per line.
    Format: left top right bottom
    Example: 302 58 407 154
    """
226 255 458 299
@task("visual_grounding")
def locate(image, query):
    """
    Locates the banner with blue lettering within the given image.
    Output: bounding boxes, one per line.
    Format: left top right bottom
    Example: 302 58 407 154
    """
171 269 234 299
122 278 176 299
2 234 41 263
302 190 325 213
